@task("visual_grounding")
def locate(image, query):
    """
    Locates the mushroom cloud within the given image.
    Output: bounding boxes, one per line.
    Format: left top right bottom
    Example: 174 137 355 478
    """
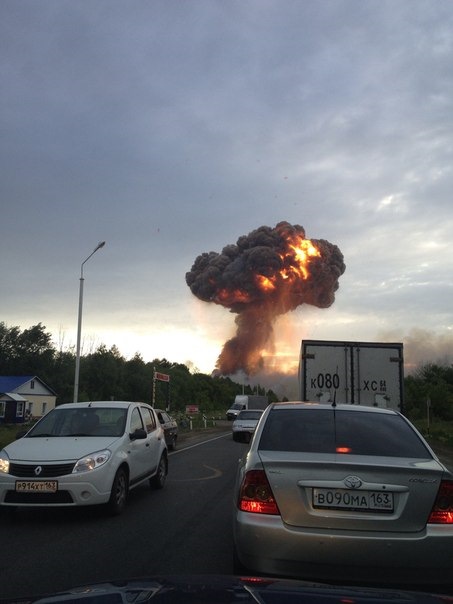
186 221 346 376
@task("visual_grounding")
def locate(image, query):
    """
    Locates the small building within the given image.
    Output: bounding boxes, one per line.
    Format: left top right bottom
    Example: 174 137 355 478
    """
0 376 57 424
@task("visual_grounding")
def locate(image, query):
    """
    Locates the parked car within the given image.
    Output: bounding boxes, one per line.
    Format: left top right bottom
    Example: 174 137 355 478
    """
0 401 168 515
232 409 264 442
233 402 453 588
155 409 178 450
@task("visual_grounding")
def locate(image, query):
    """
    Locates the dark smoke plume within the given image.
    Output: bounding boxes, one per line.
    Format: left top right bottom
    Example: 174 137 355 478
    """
186 221 346 375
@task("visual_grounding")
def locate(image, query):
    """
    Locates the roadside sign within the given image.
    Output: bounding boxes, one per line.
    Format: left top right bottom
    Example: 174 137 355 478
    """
186 405 199 414
154 372 170 382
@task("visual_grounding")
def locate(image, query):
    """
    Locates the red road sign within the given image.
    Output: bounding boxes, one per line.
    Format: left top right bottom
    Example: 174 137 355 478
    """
154 371 170 382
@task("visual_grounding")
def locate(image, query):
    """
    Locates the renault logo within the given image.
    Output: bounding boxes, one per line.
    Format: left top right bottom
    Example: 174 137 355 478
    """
344 475 362 489
34 466 43 476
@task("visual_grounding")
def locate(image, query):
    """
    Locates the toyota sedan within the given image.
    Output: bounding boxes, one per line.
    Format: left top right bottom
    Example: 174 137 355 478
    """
233 402 453 587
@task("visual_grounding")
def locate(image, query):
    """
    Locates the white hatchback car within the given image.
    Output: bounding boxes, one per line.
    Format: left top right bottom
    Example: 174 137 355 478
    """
0 401 168 515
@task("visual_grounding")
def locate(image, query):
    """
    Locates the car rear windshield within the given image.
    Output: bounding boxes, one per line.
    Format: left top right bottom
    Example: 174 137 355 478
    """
237 411 263 420
258 408 431 458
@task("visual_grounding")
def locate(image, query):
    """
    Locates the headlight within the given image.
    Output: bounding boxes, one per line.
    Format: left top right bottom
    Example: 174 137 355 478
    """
0 450 10 474
73 449 111 473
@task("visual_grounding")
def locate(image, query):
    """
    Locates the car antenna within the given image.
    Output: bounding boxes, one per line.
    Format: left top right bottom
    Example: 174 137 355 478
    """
332 390 337 407
331 390 337 408
331 366 338 408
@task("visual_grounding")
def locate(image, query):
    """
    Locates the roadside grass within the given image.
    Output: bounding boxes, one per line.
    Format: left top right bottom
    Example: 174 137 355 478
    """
0 423 28 450
412 419 453 447
173 411 227 433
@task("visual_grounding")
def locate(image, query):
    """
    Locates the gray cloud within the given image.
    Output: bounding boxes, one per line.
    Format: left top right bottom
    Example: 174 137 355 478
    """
1 0 453 374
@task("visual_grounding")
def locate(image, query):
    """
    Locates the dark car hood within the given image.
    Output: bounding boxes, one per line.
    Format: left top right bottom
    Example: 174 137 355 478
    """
1 575 450 603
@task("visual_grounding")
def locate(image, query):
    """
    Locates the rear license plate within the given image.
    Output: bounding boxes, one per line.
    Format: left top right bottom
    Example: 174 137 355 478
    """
15 480 58 493
313 488 393 512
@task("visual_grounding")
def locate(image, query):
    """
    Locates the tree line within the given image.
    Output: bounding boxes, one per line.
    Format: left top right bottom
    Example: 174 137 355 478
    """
0 322 279 413
405 363 453 422
1 322 452 421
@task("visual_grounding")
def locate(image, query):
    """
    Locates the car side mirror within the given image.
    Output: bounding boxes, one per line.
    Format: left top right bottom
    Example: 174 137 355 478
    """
129 428 147 440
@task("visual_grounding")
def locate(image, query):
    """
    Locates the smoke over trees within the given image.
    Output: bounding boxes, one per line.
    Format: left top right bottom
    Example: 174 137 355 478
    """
186 221 346 375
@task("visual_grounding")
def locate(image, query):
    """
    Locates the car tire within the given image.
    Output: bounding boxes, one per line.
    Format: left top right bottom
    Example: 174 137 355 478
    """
107 467 128 516
150 453 167 489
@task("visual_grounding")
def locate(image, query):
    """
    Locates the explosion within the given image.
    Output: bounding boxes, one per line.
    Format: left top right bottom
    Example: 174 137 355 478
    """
185 221 346 375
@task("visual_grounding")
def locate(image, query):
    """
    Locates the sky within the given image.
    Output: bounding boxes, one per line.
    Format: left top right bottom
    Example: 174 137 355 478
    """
2 0 453 392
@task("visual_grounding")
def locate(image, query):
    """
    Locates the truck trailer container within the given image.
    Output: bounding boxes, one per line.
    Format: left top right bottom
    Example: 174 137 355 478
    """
299 339 404 411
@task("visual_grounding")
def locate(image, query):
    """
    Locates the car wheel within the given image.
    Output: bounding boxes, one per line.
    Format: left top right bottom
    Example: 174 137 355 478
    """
150 453 167 489
107 467 128 515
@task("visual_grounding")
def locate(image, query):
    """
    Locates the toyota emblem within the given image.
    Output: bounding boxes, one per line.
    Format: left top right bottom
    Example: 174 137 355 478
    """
344 475 362 489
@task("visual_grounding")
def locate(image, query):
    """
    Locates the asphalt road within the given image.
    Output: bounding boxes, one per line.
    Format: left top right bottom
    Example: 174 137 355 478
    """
1 427 452 600
0 429 243 600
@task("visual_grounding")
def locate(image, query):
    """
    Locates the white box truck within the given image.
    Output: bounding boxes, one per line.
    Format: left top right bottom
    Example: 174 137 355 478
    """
299 339 404 411
226 394 269 421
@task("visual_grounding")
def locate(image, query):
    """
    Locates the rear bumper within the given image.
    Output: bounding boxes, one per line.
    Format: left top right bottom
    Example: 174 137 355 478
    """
234 510 453 585
232 428 255 436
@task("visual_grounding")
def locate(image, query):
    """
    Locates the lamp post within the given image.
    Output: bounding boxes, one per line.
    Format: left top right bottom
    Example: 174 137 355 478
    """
73 241 106 403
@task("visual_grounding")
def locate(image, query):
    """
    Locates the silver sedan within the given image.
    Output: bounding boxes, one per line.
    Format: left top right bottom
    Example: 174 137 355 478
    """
233 402 453 587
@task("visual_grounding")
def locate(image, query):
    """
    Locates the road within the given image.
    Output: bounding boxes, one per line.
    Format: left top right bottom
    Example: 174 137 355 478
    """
1 428 452 600
0 429 244 600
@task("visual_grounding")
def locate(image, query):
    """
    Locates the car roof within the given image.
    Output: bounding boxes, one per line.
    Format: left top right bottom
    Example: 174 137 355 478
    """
55 401 146 410
268 401 399 416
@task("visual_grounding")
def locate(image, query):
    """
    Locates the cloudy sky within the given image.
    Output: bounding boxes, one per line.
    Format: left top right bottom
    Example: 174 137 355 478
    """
2 0 453 383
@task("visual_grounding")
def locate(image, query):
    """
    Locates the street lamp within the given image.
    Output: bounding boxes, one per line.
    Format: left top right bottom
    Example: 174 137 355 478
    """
73 241 106 403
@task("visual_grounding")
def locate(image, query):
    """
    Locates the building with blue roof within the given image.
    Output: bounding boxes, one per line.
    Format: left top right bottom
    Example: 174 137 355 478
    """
0 376 57 423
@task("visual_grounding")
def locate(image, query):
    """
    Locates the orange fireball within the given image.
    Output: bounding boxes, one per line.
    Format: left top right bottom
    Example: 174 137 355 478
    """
186 221 346 376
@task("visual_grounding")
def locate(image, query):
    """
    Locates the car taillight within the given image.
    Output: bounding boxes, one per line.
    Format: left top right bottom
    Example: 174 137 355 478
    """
428 480 453 524
238 469 280 515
